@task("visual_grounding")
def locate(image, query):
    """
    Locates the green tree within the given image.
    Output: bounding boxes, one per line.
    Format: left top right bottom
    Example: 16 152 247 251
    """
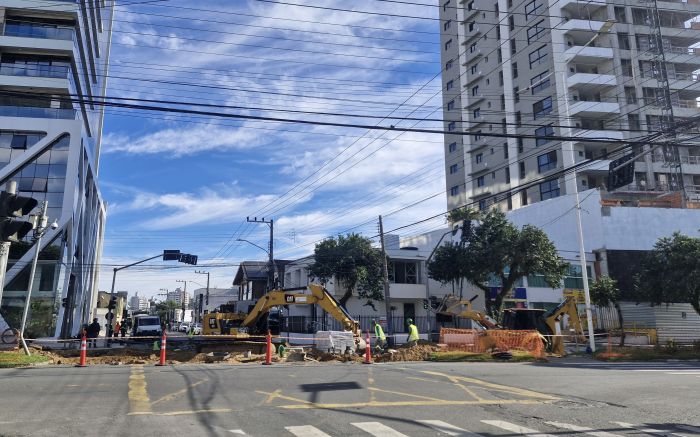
154 300 179 323
427 242 468 294
637 232 700 315
308 234 384 308
590 275 624 346
463 210 569 318
447 207 482 243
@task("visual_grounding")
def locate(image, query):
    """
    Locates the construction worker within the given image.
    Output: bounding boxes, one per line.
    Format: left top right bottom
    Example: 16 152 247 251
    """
372 320 387 352
114 321 121 338
406 318 419 347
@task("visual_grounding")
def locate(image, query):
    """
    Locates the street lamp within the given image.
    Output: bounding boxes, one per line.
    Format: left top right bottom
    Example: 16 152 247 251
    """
424 225 460 339
236 238 269 255
237 238 279 290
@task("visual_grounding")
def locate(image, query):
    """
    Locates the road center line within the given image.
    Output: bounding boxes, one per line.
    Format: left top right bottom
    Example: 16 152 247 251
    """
128 365 151 414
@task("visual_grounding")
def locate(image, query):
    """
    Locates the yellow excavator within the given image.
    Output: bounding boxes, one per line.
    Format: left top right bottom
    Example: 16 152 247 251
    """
437 295 584 355
202 284 365 350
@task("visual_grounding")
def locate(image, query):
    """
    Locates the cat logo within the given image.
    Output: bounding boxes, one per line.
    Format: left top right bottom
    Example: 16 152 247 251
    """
285 295 295 304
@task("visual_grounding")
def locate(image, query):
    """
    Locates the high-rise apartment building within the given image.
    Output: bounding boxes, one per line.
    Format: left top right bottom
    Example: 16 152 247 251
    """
440 0 700 212
130 292 149 312
167 288 191 308
0 1 113 338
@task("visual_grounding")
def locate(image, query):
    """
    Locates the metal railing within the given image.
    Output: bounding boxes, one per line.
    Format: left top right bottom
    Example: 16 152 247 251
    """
282 315 475 335
0 105 76 119
0 64 70 79
3 23 74 41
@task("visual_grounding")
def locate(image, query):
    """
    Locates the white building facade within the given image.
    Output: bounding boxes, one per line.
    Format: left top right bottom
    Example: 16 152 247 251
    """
129 293 149 312
0 1 114 338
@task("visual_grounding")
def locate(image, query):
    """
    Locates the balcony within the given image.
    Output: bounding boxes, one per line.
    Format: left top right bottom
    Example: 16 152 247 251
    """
0 105 76 119
3 23 74 41
389 283 426 299
568 100 620 116
463 24 482 42
560 0 606 12
465 70 484 85
0 64 70 79
567 73 617 89
571 128 625 145
578 158 612 174
564 46 614 63
562 19 607 38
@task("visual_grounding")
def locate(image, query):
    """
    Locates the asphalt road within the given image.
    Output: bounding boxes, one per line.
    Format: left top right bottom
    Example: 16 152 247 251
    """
0 359 699 437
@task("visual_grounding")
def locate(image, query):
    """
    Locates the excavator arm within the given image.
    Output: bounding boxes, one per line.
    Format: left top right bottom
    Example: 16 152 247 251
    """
543 298 585 336
241 284 361 336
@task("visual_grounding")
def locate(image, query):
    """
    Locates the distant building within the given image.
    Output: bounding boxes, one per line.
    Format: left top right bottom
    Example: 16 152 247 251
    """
167 288 191 307
130 293 149 312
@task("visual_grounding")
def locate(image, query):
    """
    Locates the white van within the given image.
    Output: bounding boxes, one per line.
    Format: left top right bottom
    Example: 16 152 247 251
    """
133 315 162 338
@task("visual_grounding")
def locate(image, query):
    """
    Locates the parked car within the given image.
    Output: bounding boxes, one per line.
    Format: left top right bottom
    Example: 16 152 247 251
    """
192 323 202 335
179 323 190 332
132 315 162 340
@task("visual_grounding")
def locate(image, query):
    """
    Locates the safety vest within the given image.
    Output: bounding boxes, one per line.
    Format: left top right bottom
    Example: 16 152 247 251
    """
374 324 386 341
408 324 419 341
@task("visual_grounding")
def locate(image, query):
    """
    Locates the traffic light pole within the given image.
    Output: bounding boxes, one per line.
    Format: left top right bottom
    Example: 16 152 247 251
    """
0 181 18 307
19 201 48 355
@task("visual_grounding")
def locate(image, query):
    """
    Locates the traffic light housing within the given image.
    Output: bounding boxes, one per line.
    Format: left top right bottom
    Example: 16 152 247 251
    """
107 296 117 310
423 299 429 310
0 191 38 243
607 153 635 191
178 253 198 265
61 297 69 308
163 249 181 261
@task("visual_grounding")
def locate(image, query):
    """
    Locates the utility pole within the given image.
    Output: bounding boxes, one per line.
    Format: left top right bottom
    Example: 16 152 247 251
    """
195 270 210 322
19 201 52 355
246 217 275 290
378 215 394 346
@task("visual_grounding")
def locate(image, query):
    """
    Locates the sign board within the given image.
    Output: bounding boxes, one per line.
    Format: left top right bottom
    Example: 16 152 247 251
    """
295 296 307 303
284 295 295 303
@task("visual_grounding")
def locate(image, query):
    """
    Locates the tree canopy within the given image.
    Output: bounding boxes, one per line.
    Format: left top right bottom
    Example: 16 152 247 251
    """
637 232 700 315
308 233 384 308
590 275 625 345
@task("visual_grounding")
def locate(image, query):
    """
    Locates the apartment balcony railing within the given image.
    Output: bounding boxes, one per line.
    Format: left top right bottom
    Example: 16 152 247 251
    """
643 97 700 108
652 154 700 164
0 105 76 119
0 64 70 79
3 23 74 41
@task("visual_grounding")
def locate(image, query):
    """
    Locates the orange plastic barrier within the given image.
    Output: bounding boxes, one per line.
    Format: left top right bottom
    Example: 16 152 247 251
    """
439 328 545 358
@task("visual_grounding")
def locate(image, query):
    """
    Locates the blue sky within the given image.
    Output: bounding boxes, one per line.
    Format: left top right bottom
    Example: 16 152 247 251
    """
98 0 447 297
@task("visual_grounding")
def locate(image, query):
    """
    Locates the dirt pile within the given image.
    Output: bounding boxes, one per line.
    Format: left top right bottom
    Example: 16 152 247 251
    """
375 343 442 362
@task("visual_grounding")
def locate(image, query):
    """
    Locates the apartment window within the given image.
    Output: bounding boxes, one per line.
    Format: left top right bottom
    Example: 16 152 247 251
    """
514 87 520 103
621 59 633 77
505 167 511 183
470 43 477 53
448 121 456 131
507 195 513 210
479 199 487 211
519 161 525 178
443 0 451 11
449 164 458 174
512 62 518 78
446 59 454 70
517 137 524 153
527 21 546 44
614 6 627 23
446 80 454 90
533 96 552 119
445 39 452 51
525 0 542 20
498 48 502 63
530 70 550 94
501 94 506 110
472 85 479 96
450 185 459 196
477 175 485 187
473 130 483 141
509 15 515 31
521 190 528 205
492 171 496 179
467 1 474 10
447 100 455 110
449 142 457 152
529 45 548 68
473 107 481 119
539 179 560 200
503 143 509 159
535 124 554 146
510 38 517 55
499 70 504 85
628 114 641 131
470 64 478 74
444 20 452 31
515 111 522 127
537 150 557 173
468 22 476 31
618 33 631 50
625 87 637 105
476 153 483 163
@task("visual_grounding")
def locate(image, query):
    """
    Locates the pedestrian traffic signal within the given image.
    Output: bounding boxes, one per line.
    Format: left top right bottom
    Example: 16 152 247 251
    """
607 153 635 191
107 296 117 310
0 191 38 243
178 253 198 265
422 299 429 310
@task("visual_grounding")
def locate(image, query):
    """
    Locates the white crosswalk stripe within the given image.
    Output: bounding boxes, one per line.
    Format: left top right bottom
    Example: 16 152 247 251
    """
611 421 689 436
228 431 247 435
546 421 624 437
482 420 556 437
351 421 409 437
285 425 333 437
417 420 483 436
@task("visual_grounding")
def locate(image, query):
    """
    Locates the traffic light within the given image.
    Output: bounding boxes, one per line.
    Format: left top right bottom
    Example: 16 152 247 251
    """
607 153 635 191
61 297 69 308
422 299 429 310
107 296 117 310
0 191 38 243
178 253 198 265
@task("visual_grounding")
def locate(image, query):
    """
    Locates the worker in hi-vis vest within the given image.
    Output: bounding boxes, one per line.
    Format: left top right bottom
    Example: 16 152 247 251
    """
406 318 419 347
372 320 387 351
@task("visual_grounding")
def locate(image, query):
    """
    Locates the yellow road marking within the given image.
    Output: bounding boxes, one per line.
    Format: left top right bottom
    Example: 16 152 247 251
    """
128 408 233 416
279 399 547 409
256 390 314 406
151 379 208 406
128 365 152 414
367 387 448 402
421 371 559 401
260 389 283 405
